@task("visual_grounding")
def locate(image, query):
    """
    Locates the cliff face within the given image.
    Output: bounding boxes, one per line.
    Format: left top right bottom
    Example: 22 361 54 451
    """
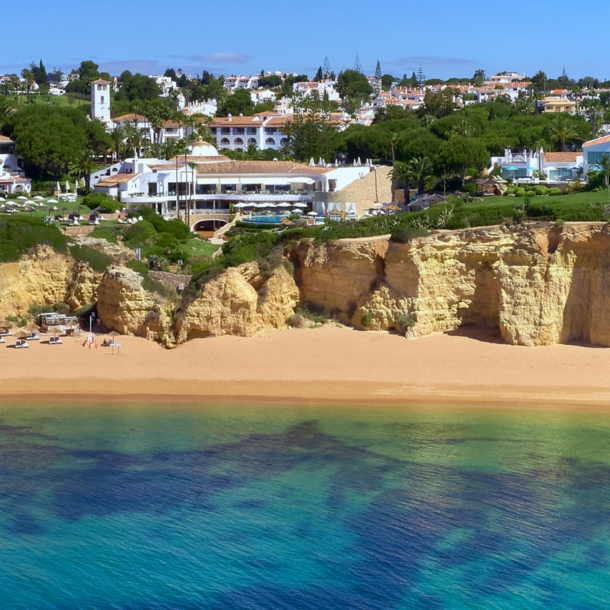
174 261 299 341
0 246 101 319
96 266 174 345
292 223 610 347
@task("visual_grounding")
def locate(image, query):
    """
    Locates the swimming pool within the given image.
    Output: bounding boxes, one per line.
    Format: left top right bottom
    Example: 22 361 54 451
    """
248 215 288 224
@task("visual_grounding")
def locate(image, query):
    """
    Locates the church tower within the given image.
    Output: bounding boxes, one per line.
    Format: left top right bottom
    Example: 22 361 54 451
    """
91 79 111 125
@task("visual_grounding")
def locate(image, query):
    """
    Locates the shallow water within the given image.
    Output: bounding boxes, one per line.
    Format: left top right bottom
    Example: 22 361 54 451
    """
2 401 610 609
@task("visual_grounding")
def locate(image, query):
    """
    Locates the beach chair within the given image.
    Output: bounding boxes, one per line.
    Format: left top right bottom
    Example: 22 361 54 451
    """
0 337 5 344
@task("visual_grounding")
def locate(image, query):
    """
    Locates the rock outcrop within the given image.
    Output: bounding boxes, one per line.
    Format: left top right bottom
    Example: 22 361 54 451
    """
0 245 102 319
292 223 610 347
174 261 299 341
96 266 174 345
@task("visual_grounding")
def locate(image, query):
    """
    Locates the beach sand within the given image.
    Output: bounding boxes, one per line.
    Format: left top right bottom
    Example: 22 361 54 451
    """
2 325 610 408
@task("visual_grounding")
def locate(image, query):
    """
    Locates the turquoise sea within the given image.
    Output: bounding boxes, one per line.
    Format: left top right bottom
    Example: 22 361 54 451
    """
2 400 610 609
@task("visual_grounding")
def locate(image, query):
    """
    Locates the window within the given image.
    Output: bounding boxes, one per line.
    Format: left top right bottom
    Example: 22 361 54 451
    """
587 151 607 166
265 138 276 146
248 138 257 145
234 138 244 145
220 138 230 146
101 96 105 104
265 128 277 134
221 128 230 134
247 128 257 134
235 128 245 134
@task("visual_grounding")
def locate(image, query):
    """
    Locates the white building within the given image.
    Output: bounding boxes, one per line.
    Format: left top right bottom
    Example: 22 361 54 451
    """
489 148 584 182
92 140 371 226
582 135 610 175
209 113 290 152
0 136 31 194
91 79 112 125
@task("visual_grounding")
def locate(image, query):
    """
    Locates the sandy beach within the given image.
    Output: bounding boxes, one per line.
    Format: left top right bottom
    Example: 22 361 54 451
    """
1 325 610 408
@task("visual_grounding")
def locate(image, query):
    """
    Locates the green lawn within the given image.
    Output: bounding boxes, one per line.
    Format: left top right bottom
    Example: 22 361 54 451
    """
5 94 89 109
184 239 221 258
470 190 610 208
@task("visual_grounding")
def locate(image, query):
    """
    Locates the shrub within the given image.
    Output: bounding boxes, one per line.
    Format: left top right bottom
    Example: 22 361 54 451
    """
504 186 517 195
69 244 112 273
462 183 477 193
534 186 549 196
549 188 562 196
123 221 157 247
525 190 536 198
360 311 373 328
397 313 416 330
390 226 430 244
89 226 118 244
0 216 67 262
514 188 526 197
286 314 307 328
82 193 122 213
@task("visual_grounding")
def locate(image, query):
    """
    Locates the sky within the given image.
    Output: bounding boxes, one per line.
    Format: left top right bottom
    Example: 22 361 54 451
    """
2 0 610 81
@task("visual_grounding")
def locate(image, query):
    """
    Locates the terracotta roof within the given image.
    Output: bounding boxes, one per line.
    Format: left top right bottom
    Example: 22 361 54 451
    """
543 152 581 162
112 114 148 123
97 173 139 185
584 135 610 148
0 135 12 143
211 116 267 127
91 79 111 84
192 160 335 176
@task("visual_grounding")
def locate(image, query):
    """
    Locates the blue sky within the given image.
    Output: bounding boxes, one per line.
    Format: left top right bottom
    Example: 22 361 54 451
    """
2 0 609 81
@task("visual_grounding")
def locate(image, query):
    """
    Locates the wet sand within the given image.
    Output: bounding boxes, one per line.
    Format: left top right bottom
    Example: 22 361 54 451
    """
1 326 610 408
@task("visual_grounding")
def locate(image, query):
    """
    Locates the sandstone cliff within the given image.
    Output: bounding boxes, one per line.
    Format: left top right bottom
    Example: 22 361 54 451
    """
292 223 610 347
96 266 174 346
0 245 101 319
174 261 299 341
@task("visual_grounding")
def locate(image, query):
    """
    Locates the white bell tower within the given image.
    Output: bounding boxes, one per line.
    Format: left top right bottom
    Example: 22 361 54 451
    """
91 79 111 125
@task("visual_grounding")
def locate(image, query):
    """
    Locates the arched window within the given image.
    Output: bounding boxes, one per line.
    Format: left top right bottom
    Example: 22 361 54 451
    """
248 138 257 145
220 138 230 145
265 138 276 146
235 148 243 153
280 138 288 145
234 137 244 145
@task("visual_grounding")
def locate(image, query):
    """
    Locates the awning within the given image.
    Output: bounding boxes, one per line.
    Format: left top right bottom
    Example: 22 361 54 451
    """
197 178 221 185
260 178 292 186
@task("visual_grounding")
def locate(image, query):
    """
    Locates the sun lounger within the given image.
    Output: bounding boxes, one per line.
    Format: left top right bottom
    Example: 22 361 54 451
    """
49 337 63 345
0 337 5 344
15 340 29 349
26 333 40 341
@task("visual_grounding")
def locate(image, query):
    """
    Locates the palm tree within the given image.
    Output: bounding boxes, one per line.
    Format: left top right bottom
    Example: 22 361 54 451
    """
550 116 579 152
110 126 125 162
408 156 433 195
70 148 96 194
389 162 411 204
599 154 610 189
451 119 474 138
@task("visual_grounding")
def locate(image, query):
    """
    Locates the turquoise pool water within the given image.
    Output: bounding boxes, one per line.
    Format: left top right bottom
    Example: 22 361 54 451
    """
248 215 288 223
2 401 610 609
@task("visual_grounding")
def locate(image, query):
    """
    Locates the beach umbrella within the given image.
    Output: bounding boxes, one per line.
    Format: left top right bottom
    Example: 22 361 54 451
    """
56 181 61 193
74 183 78 195
277 202 291 208
33 196 44 201
109 331 121 355
17 330 29 340
372 202 383 208
17 195 27 200
47 198 58 204
234 203 248 208
307 211 317 216
65 181 70 193
293 202 307 208
25 206 35 216
291 208 304 214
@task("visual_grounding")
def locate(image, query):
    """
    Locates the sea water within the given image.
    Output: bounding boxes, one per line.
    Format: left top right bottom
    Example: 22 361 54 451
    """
1 401 610 609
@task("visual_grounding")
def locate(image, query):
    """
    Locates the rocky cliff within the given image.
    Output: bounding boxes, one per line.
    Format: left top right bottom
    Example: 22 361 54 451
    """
292 223 610 347
5 223 610 348
0 245 101 320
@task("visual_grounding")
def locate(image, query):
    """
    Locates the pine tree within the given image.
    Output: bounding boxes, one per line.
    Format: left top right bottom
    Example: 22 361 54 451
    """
375 61 382 80
323 57 332 79
417 65 426 86
353 55 363 74
314 66 323 82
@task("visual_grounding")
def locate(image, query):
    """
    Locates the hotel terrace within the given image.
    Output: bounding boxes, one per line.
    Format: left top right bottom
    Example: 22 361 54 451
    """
91 140 373 231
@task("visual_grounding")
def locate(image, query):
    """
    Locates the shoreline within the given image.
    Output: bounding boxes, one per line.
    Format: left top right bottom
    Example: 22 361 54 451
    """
2 325 610 409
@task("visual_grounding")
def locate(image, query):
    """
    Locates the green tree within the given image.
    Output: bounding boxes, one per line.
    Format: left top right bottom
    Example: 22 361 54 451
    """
217 89 255 116
436 137 489 184
421 89 456 118
471 69 486 86
30 60 47 85
258 74 282 88
531 71 548 93
116 71 162 101
70 148 97 193
408 156 433 195
284 92 338 161
390 161 411 203
337 69 373 107
599 154 610 188
549 116 579 152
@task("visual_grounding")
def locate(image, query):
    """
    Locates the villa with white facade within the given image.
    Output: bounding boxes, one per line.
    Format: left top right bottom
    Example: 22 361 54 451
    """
0 136 31 194
209 114 290 152
489 148 584 182
92 140 374 229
